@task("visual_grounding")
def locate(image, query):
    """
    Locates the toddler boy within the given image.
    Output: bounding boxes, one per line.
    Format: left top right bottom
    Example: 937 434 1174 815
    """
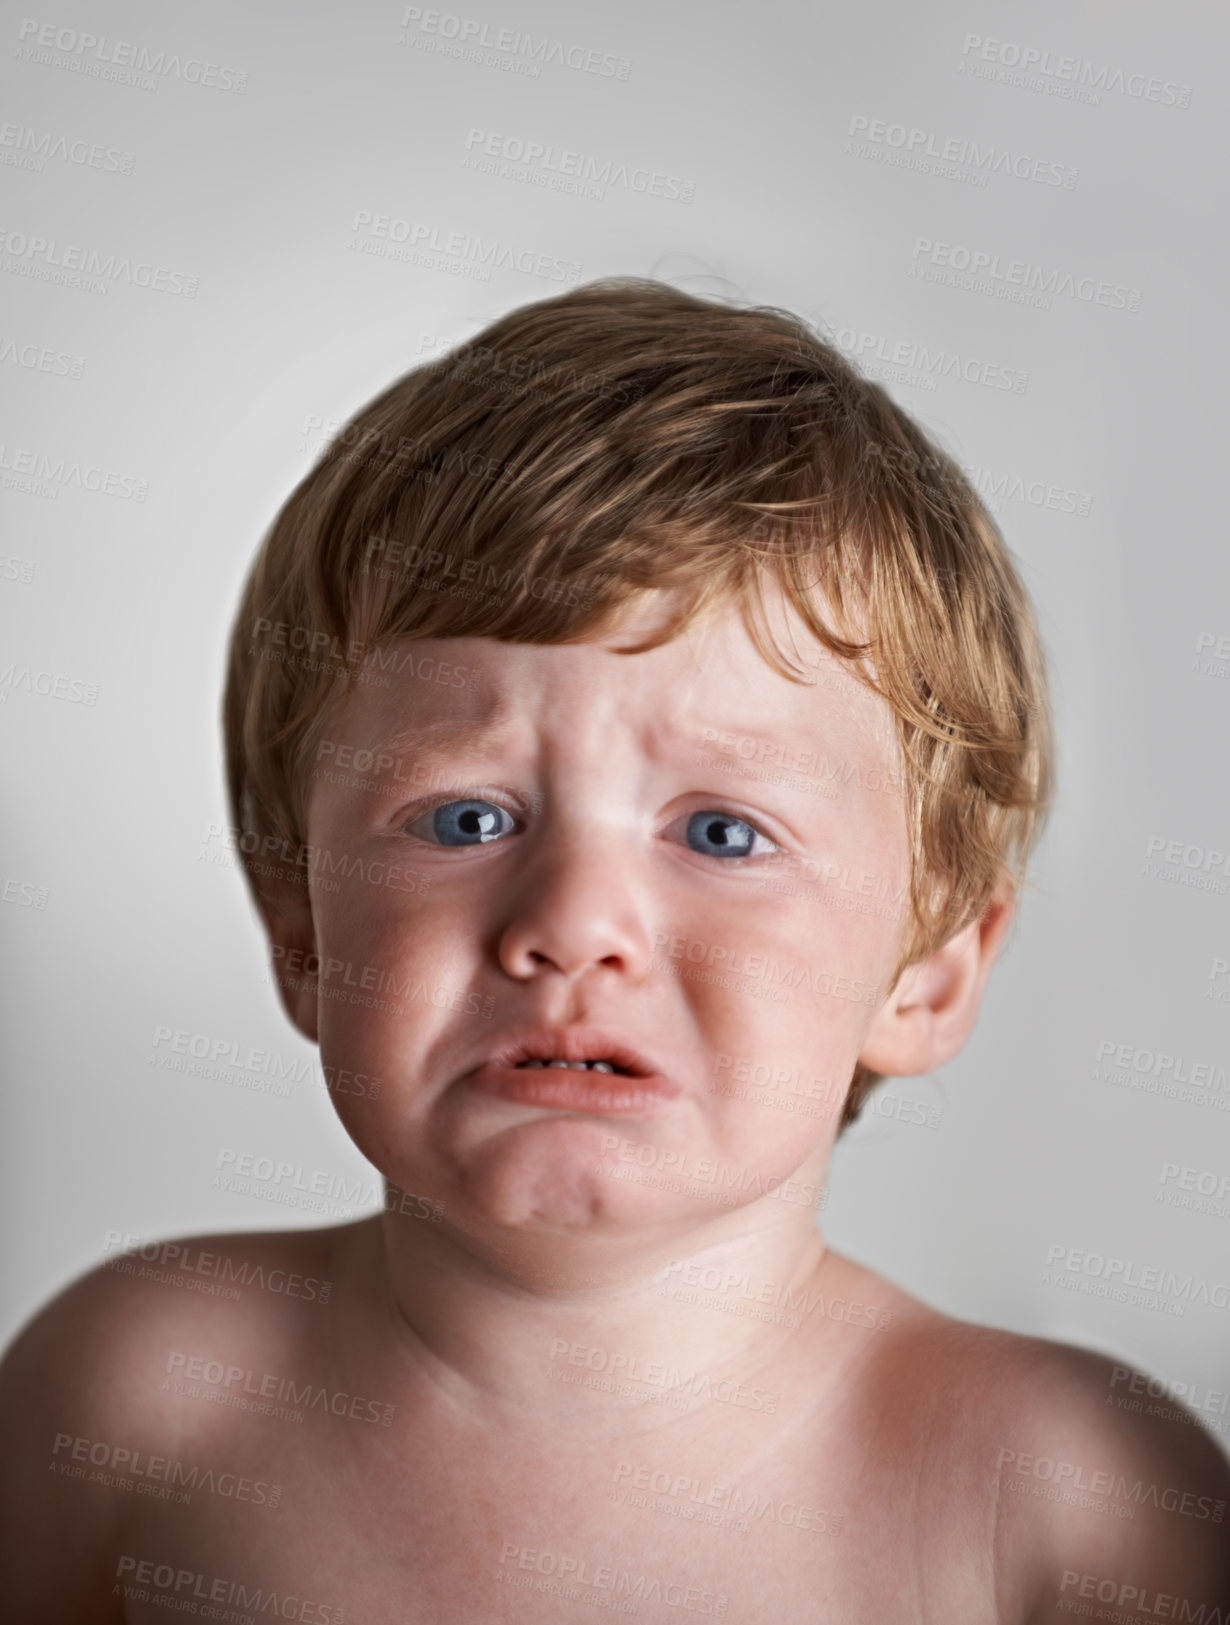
3 277 1228 1620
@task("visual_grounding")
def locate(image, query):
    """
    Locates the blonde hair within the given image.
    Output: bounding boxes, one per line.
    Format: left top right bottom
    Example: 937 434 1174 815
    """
224 277 1052 1130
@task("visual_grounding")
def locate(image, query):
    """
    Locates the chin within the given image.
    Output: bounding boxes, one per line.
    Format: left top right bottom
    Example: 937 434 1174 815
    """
444 1114 686 1236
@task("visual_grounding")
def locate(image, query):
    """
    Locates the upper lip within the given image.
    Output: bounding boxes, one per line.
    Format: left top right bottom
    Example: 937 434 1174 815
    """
483 1028 668 1081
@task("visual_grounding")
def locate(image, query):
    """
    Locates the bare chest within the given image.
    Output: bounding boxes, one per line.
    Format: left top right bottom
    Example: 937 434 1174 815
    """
109 1403 988 1624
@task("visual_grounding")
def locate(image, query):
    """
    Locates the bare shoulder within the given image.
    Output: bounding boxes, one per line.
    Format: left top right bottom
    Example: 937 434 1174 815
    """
823 1251 1230 1619
976 1327 1230 1620
0 1218 366 1623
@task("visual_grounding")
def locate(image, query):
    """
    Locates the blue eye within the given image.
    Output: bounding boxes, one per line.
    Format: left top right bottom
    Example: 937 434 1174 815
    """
414 800 516 846
403 799 772 857
686 810 759 859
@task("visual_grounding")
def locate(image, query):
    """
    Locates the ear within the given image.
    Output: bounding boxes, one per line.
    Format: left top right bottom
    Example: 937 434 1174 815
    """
258 885 320 1045
858 877 1017 1078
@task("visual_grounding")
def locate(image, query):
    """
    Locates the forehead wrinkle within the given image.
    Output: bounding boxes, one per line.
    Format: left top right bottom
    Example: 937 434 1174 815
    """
646 652 822 759
364 628 859 768
377 705 519 762
364 635 643 764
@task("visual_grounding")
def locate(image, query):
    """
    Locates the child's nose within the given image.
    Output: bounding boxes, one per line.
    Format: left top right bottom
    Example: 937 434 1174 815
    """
493 837 653 984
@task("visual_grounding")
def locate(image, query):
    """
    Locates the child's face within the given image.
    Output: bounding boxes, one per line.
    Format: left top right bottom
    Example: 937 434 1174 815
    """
291 583 913 1241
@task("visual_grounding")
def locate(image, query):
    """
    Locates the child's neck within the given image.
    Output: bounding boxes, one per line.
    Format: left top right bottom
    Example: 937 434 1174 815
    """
364 1201 842 1427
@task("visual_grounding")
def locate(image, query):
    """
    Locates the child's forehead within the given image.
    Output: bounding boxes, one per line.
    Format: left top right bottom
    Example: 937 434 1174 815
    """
338 588 892 764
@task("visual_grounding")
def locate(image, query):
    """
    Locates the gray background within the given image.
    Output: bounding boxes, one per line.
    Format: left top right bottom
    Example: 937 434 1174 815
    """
2 0 1227 1427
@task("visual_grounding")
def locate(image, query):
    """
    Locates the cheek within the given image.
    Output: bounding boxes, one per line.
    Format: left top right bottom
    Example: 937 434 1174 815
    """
309 885 477 1075
315 872 483 978
673 880 900 1079
680 879 896 998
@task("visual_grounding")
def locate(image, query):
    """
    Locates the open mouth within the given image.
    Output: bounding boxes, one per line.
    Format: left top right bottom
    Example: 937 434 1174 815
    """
470 1034 675 1112
514 1058 630 1075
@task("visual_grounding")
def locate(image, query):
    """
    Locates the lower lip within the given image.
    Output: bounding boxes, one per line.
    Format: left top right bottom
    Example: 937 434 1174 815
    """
466 1063 679 1114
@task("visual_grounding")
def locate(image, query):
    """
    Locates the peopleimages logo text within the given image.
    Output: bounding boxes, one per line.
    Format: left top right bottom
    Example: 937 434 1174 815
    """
1045 1243 1230 1309
847 115 1077 187
463 129 695 203
910 238 1141 311
16 18 248 92
959 34 1192 107
0 227 198 296
399 9 631 78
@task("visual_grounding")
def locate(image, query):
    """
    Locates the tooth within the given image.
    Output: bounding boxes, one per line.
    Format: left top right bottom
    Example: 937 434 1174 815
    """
548 1060 570 1069
591 1061 616 1073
